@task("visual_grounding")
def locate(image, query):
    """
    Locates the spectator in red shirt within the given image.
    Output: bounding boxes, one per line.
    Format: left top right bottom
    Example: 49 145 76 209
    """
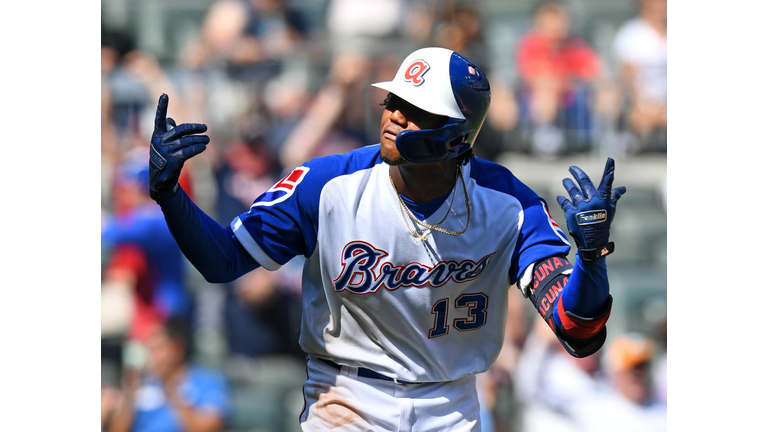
516 1 601 155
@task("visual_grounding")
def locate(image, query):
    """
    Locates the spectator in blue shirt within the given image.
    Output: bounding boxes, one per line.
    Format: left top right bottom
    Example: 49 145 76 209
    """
106 318 232 432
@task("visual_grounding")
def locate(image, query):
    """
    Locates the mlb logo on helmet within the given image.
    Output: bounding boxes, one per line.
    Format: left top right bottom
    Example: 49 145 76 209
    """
403 60 430 86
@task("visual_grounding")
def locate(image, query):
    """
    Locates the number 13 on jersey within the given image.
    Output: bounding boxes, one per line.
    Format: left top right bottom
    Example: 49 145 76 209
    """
429 293 488 338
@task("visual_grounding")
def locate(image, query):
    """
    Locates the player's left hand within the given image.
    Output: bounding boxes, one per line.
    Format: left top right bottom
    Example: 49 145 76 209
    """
557 158 626 262
148 93 209 202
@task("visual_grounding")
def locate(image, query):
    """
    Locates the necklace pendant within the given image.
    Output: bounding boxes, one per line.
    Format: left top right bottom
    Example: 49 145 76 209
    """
413 232 428 242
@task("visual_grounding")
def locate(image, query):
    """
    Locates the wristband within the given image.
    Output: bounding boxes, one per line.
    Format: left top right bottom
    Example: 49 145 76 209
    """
578 241 614 262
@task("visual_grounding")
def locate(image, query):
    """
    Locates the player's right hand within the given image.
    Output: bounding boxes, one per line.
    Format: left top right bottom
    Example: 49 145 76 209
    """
148 94 209 202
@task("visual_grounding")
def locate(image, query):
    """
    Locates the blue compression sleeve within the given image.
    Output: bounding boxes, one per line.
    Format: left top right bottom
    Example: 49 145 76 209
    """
556 253 609 319
156 186 260 283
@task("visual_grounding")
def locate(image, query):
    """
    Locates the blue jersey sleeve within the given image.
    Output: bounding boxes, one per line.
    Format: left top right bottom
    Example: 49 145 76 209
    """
467 158 571 283
512 194 571 281
231 145 381 270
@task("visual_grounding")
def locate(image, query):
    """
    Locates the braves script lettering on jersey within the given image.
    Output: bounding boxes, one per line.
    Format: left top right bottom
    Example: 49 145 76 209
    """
333 241 495 294
230 145 569 383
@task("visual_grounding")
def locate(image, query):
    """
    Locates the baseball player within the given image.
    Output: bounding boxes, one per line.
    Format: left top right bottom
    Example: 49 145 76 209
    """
147 47 625 431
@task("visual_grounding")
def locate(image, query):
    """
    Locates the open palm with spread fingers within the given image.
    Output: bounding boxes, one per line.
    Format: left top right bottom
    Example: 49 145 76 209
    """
557 157 626 261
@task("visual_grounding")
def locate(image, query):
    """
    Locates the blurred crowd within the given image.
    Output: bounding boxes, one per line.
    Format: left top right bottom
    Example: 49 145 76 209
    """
101 0 667 431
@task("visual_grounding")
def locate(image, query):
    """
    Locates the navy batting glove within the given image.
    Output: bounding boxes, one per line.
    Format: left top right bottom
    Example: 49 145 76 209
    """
148 94 210 202
557 158 627 262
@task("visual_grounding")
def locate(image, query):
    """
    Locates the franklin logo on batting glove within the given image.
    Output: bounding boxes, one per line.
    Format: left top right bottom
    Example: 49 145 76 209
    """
576 210 607 225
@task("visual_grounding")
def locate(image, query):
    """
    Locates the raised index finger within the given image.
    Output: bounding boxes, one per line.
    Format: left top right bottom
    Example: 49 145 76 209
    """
154 94 168 133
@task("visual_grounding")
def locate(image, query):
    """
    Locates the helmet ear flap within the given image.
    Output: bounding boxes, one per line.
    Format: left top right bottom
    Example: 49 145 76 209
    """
395 120 473 163
447 133 469 149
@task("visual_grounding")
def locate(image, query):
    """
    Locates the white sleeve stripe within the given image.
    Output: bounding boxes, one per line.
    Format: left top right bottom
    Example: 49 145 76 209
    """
540 202 569 245
518 263 536 298
231 216 282 271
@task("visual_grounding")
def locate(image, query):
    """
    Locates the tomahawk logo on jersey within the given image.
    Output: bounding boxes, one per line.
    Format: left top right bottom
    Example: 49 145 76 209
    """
251 166 310 208
230 145 570 382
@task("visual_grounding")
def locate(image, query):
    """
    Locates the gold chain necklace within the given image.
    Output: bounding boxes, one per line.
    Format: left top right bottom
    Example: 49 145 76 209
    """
389 164 471 241
393 182 454 242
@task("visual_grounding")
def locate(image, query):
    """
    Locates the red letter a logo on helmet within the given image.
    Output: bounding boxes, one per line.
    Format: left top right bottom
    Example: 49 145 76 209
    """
403 60 430 86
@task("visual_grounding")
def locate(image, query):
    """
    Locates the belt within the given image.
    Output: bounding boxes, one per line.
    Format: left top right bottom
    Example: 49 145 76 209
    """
318 358 423 385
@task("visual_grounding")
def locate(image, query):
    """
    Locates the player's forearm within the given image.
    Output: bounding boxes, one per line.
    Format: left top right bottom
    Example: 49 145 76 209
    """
559 253 610 317
525 254 611 357
156 186 260 283
545 254 612 356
